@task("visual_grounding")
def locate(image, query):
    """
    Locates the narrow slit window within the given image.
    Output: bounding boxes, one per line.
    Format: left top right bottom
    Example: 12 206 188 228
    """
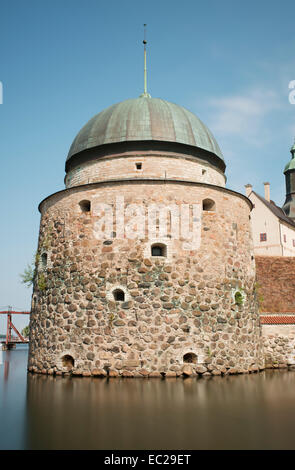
41 253 47 268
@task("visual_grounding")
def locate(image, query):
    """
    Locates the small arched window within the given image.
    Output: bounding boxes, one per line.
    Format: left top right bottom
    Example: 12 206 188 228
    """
41 253 47 268
113 289 125 302
151 243 167 257
183 353 198 364
202 199 216 211
62 354 75 370
79 200 91 213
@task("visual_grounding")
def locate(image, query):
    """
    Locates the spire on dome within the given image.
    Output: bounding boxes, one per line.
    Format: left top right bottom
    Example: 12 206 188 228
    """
139 24 151 98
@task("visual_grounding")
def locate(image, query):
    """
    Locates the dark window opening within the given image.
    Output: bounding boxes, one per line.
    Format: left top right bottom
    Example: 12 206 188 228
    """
113 289 125 301
41 253 47 268
151 244 167 257
183 353 198 364
104 365 110 375
32 295 37 309
260 233 267 242
202 169 206 175
202 199 216 211
284 234 287 243
62 355 75 370
79 200 91 213
136 163 142 170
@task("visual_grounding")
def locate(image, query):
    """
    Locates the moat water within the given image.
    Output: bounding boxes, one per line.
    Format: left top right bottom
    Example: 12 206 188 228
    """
1 345 295 450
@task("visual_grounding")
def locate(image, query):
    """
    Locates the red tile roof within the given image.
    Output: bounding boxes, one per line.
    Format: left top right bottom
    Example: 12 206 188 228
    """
260 315 295 324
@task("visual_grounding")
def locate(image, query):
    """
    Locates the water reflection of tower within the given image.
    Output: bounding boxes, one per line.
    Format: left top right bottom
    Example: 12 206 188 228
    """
4 359 9 381
0 349 10 381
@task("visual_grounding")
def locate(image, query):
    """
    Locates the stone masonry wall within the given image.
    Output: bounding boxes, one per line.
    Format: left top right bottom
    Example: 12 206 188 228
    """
262 325 295 368
256 257 295 368
255 256 295 312
65 153 225 189
28 181 264 377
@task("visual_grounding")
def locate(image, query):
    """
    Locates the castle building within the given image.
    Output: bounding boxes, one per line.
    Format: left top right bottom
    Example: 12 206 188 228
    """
243 142 295 367
245 141 295 257
245 181 295 257
26 31 270 377
27 88 265 377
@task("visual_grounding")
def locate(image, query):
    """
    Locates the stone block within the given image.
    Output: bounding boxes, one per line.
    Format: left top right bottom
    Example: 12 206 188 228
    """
122 360 140 367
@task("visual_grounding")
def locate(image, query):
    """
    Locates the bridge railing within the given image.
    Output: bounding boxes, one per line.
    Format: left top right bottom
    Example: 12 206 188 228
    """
0 307 30 350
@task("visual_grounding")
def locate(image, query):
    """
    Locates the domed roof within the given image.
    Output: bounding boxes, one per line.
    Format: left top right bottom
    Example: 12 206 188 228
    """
284 141 295 173
67 96 224 164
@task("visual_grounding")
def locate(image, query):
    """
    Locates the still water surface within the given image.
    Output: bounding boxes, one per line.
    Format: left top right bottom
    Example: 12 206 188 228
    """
1 345 295 449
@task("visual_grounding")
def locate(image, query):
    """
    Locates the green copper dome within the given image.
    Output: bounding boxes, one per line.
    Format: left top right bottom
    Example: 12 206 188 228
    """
284 141 295 173
284 159 295 172
67 96 224 164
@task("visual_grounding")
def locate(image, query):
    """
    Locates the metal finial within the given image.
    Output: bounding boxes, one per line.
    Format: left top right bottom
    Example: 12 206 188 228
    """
140 24 151 98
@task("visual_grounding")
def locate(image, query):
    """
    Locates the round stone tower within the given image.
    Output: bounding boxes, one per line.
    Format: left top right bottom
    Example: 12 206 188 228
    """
28 95 264 377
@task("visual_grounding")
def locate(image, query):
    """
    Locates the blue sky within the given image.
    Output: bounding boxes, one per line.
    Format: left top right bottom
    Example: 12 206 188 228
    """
0 0 295 331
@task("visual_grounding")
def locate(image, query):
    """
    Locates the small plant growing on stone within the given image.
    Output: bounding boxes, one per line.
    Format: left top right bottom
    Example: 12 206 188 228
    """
38 273 47 292
21 325 30 338
20 251 42 288
109 312 115 327
232 287 245 306
234 291 244 306
20 263 35 288
42 224 54 250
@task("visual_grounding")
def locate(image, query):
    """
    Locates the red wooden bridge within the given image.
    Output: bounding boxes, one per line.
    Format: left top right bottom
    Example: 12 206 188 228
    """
0 307 30 350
